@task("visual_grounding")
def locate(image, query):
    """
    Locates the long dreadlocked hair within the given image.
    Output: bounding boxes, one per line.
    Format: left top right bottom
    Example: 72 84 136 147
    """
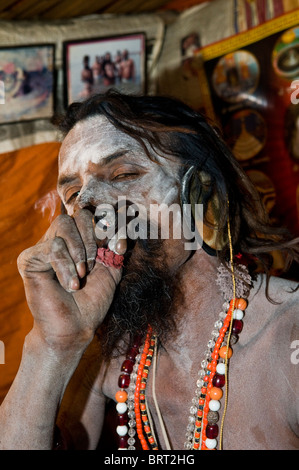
54 89 299 293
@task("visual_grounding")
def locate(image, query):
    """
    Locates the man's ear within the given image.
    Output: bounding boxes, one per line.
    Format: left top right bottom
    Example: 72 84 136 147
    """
180 166 227 256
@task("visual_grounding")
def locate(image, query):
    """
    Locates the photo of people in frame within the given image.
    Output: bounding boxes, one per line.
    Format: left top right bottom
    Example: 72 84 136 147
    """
64 33 145 106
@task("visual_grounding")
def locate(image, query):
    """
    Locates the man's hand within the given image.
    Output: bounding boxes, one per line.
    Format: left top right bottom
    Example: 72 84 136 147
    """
17 209 122 355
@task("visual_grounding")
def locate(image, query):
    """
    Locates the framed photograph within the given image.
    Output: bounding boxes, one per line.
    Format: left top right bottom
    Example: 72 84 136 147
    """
0 44 55 124
63 33 146 106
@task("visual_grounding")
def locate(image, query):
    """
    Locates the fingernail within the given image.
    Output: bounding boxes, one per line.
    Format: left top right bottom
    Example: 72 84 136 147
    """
115 238 127 255
108 238 117 253
76 261 86 278
108 236 127 255
69 276 80 291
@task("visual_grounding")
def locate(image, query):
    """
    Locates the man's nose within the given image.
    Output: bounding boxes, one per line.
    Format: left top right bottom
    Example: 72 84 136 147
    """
76 179 115 210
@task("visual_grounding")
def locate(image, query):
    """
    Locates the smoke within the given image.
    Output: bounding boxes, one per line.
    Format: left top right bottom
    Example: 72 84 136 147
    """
34 189 60 222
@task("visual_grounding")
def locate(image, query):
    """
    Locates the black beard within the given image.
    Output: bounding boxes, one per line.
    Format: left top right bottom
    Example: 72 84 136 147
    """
98 237 178 357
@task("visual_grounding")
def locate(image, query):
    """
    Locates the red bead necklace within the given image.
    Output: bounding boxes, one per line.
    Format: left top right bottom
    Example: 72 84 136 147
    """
114 335 143 449
114 296 247 450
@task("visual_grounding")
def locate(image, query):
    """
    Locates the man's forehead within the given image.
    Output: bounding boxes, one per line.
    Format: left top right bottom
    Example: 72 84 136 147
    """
58 114 182 181
60 115 139 154
58 115 144 170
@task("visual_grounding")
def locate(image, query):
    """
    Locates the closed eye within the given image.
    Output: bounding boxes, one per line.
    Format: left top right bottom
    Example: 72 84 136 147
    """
112 172 139 181
66 190 80 204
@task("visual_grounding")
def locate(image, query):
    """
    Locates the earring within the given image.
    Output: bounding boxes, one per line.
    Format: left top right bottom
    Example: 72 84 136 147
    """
181 165 226 256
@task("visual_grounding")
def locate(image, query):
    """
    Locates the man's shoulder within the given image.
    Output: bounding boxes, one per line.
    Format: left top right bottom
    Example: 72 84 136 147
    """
251 273 299 307
242 274 299 345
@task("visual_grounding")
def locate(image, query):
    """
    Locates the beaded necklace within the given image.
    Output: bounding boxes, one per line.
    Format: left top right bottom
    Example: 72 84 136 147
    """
114 289 249 450
114 211 251 450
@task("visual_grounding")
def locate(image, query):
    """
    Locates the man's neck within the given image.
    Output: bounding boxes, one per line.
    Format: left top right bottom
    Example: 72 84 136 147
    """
162 249 224 363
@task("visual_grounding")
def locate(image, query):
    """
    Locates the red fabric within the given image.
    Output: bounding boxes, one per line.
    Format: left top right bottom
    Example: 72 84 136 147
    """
96 247 124 269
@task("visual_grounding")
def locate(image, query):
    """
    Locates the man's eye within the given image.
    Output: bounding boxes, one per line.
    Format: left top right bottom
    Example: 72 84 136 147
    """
112 173 138 181
66 191 80 204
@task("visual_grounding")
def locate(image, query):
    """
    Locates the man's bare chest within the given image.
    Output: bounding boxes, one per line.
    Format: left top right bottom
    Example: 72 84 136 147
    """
100 332 298 450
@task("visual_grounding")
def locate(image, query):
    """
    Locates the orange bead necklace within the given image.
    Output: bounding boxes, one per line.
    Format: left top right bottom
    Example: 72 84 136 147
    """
184 296 247 450
115 203 252 449
114 293 248 450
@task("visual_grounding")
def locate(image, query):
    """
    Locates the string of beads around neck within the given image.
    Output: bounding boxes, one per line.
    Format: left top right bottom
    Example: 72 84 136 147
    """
114 293 248 450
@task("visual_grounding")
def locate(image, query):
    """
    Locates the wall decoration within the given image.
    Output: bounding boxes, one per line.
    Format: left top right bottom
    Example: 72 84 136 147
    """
63 33 146 106
197 12 299 243
272 27 299 80
224 109 267 161
0 44 55 124
211 50 260 104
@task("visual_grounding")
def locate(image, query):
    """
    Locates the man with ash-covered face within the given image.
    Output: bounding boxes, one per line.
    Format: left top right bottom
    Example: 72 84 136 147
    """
0 91 298 451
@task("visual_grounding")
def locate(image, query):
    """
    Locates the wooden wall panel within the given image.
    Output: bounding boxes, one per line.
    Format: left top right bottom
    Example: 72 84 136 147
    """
0 0 211 20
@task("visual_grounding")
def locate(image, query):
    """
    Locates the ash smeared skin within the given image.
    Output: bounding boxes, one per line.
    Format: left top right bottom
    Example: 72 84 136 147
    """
58 116 182 215
57 116 183 253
